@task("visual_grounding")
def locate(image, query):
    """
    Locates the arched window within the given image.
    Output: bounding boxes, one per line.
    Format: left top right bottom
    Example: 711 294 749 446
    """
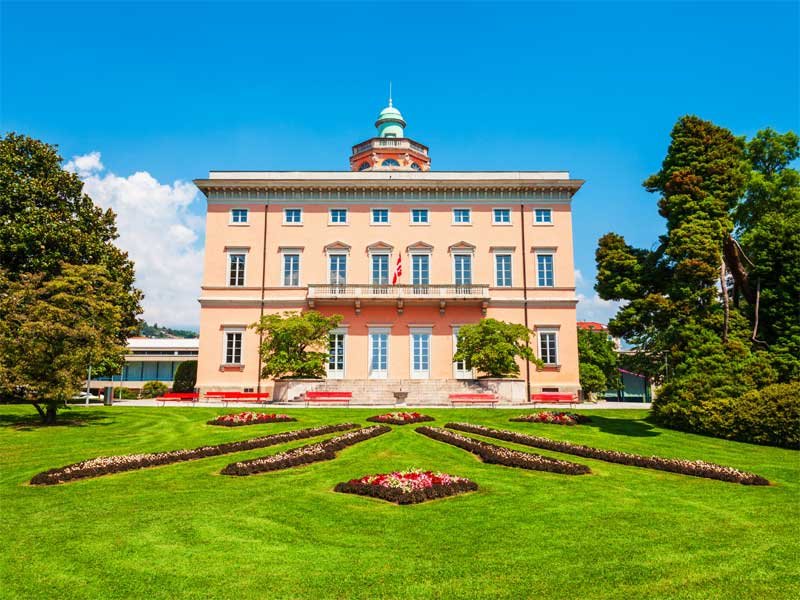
358 161 371 171
410 162 421 171
381 158 400 167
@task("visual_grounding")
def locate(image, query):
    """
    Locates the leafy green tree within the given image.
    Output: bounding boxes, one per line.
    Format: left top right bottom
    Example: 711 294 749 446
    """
577 328 621 398
0 265 129 423
254 311 343 379
172 360 197 393
142 381 169 398
453 318 539 378
0 132 142 338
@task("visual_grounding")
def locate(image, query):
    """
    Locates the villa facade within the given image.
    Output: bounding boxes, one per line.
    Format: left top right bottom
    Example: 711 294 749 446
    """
194 100 583 402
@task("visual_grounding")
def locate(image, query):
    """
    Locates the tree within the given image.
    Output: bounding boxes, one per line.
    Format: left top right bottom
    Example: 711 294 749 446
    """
253 311 343 380
577 328 621 398
453 319 539 378
0 265 129 423
142 381 168 398
0 133 142 339
172 360 197 392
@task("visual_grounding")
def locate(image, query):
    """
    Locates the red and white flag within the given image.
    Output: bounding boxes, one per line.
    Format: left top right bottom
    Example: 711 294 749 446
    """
392 254 402 285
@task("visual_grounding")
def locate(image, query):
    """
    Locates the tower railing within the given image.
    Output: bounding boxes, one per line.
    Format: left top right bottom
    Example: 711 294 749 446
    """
352 138 429 156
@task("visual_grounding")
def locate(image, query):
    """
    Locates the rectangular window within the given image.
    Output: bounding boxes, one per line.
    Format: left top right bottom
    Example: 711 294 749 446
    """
371 208 389 224
454 254 472 285
329 208 348 224
534 208 553 224
284 208 302 224
228 253 246 287
329 254 347 285
371 254 389 285
328 332 345 375
411 331 431 376
411 208 429 224
493 208 511 224
369 330 389 377
453 208 471 224
411 254 430 285
230 208 248 224
539 331 558 365
495 254 512 287
537 253 554 287
283 253 300 286
224 331 243 364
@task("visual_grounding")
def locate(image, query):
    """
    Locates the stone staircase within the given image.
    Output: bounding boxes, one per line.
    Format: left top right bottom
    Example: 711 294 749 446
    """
287 379 495 406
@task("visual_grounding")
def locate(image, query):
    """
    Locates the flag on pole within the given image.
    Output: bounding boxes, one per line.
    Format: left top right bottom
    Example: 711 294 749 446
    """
392 253 402 285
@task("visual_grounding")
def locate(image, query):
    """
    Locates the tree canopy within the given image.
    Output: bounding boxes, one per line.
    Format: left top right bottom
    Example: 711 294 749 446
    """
453 319 538 378
577 328 621 397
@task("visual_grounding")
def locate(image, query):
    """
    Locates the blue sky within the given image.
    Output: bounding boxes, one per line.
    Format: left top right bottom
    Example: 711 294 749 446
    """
2 1 798 329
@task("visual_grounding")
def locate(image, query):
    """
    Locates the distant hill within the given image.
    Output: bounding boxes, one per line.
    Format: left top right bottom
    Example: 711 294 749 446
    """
140 322 198 339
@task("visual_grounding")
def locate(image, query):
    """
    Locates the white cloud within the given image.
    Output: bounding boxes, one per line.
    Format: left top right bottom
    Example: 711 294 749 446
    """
574 269 622 324
69 152 204 330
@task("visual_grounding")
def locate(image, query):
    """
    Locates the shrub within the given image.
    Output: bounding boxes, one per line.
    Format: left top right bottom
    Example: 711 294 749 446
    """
30 423 358 485
141 381 168 398
416 426 590 475
221 426 390 476
446 422 770 485
172 361 197 393
114 387 140 400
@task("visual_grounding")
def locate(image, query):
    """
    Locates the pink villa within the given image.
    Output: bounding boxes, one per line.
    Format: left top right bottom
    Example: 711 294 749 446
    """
193 100 584 403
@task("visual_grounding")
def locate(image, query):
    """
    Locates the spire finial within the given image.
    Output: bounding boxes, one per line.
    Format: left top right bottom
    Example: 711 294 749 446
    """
388 81 392 107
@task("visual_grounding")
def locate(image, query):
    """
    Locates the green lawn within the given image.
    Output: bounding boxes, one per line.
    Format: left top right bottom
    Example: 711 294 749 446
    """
0 406 797 599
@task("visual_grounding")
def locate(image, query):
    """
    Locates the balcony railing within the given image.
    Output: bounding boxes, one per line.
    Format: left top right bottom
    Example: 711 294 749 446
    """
307 283 489 300
352 138 429 156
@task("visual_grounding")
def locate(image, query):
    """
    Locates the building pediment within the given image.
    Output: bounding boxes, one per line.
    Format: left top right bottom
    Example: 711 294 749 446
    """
448 241 476 252
406 241 434 252
324 241 352 252
366 241 394 252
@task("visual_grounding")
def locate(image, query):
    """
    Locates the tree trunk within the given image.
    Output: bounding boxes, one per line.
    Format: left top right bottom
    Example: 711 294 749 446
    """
32 402 46 422
720 259 729 343
45 403 58 425
722 234 756 305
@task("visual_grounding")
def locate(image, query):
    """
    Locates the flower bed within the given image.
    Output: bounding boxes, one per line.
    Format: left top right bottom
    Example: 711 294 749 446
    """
208 412 296 427
510 412 591 426
221 425 391 476
366 412 435 425
29 423 358 486
416 426 590 475
334 469 478 504
445 422 770 486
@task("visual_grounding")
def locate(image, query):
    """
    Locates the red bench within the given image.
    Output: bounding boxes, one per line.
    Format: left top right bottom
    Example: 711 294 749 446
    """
205 391 271 406
531 392 577 407
449 393 498 408
304 391 352 407
156 392 199 406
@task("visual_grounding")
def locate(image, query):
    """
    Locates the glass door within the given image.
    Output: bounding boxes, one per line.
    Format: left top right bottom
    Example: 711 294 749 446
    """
452 327 471 379
410 330 431 379
327 332 345 379
411 254 430 295
454 254 472 293
369 330 389 379
329 254 347 293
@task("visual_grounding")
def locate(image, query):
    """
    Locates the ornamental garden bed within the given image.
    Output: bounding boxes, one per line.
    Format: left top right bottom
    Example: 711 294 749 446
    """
510 412 591 426
366 412 435 425
221 425 390 476
334 469 478 504
29 423 358 486
208 412 297 427
445 422 770 486
416 426 590 475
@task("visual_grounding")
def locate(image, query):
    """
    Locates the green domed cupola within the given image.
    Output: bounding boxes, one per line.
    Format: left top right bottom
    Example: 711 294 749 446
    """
375 98 406 138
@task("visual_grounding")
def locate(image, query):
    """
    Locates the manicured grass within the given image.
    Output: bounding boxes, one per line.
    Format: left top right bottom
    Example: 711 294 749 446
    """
0 406 797 599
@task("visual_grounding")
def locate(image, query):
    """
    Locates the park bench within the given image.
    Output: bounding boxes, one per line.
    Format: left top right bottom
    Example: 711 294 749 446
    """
530 392 577 407
205 391 271 406
304 391 352 407
449 393 498 408
156 392 199 406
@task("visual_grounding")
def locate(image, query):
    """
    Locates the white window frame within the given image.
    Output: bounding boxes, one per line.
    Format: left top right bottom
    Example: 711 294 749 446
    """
370 207 390 225
328 207 348 225
410 251 431 286
327 328 347 379
368 326 390 379
452 207 471 225
410 207 430 225
221 327 245 365
327 251 348 286
409 326 432 379
280 249 301 287
492 207 512 225
534 250 555 288
494 253 513 287
452 252 474 286
534 208 553 225
229 208 249 225
283 207 303 225
452 326 472 379
537 328 559 366
226 248 248 287
369 251 391 285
